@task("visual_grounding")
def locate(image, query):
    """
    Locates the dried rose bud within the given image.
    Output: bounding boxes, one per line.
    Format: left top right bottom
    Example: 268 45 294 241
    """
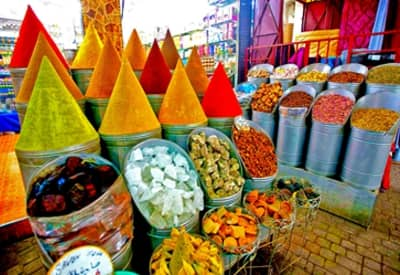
65 156 84 175
41 194 66 215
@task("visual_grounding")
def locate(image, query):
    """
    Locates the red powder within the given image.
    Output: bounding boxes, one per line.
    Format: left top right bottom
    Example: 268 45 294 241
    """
140 40 172 94
9 5 69 69
201 63 242 117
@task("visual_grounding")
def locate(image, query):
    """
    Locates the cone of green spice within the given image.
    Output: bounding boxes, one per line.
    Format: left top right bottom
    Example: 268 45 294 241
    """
16 57 99 151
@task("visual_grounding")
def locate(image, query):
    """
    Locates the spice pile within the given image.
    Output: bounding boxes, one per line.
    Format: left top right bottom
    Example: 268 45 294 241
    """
248 68 270 78
280 91 313 109
312 94 354 124
367 65 400 84
244 190 293 228
351 108 399 132
28 156 118 217
251 82 283 113
272 66 298 79
202 206 259 253
232 126 277 178
188 132 244 199
297 71 328 82
150 228 224 275
328 71 364 83
124 145 204 228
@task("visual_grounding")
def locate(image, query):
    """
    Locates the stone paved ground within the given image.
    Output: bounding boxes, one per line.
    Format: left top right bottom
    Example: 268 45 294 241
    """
1 164 400 275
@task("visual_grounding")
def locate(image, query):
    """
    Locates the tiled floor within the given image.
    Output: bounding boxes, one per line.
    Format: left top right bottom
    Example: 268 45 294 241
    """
0 133 399 274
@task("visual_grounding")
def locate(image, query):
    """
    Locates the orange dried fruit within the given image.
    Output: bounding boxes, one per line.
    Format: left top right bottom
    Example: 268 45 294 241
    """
246 190 259 203
223 236 238 248
245 224 258 235
266 194 276 204
212 235 223 245
280 201 292 213
226 212 239 225
238 217 250 227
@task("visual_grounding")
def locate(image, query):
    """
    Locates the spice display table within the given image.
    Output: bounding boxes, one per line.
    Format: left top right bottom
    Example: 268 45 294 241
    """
278 164 377 227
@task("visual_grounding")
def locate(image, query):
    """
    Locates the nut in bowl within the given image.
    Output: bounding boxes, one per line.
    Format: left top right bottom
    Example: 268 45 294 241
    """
244 189 295 231
149 227 224 275
202 206 260 255
274 177 320 209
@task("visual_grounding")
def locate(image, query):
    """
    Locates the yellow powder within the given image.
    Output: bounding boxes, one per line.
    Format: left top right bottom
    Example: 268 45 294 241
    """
160 29 181 70
158 60 207 125
185 46 209 94
124 29 146 70
85 36 121 98
99 57 160 135
16 57 98 152
16 32 83 103
71 22 103 69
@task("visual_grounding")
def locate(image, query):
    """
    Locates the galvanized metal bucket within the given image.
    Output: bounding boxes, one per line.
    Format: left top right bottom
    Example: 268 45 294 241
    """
305 89 355 176
71 68 93 95
270 63 298 91
251 111 278 142
366 63 400 94
15 138 101 192
247 63 274 87
162 121 208 148
276 85 316 167
232 117 278 191
341 91 400 190
207 117 235 137
296 63 330 94
327 63 368 98
86 98 109 130
9 67 26 98
187 127 244 208
100 128 162 170
147 94 164 116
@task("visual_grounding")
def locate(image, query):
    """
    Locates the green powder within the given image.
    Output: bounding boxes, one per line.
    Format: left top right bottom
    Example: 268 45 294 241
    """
16 57 99 151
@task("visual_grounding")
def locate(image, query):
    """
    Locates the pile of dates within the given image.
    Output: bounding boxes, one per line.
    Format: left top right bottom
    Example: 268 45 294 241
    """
27 156 118 217
275 177 319 206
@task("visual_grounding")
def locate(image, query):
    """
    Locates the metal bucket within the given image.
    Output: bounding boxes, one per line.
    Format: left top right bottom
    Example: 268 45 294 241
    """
100 128 162 170
247 63 274 87
147 212 200 250
276 85 316 167
305 89 355 176
86 98 109 130
147 94 164 116
16 99 85 126
341 91 400 190
187 127 244 208
207 117 234 137
366 63 400 94
134 70 142 80
270 63 298 91
71 69 93 95
251 110 277 142
162 121 208 148
9 67 26 98
296 63 331 94
327 63 368 98
15 138 101 191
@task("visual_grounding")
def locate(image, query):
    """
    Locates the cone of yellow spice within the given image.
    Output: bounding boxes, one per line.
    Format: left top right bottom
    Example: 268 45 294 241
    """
124 29 146 77
15 57 100 189
15 32 84 125
161 29 181 70
185 46 209 98
158 60 207 148
85 36 121 129
99 57 161 168
71 22 104 95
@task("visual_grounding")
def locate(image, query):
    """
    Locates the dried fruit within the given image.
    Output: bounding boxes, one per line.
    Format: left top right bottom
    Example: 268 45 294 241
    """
251 82 283 112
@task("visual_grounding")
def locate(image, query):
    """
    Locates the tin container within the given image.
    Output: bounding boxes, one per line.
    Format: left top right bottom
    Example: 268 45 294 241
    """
85 98 109 130
365 63 400 94
71 69 93 95
296 63 331 94
327 63 368 98
162 121 208 149
270 63 299 91
247 63 274 87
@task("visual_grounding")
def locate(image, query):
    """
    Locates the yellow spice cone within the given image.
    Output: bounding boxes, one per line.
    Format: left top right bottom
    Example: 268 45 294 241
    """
71 22 103 69
124 29 146 70
16 32 83 103
158 60 207 125
160 29 181 70
99 57 160 135
16 57 98 152
185 46 209 94
85 36 121 98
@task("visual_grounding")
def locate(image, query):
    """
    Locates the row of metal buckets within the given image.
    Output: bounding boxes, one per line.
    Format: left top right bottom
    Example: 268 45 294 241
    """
246 83 400 191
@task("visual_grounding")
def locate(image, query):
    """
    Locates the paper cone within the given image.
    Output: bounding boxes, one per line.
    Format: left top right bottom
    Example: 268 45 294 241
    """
160 29 181 70
158 60 207 125
140 40 171 94
185 46 210 94
9 5 68 69
124 29 146 71
71 22 104 69
16 57 98 152
16 32 83 103
202 63 242 117
85 36 121 98
99 57 160 135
